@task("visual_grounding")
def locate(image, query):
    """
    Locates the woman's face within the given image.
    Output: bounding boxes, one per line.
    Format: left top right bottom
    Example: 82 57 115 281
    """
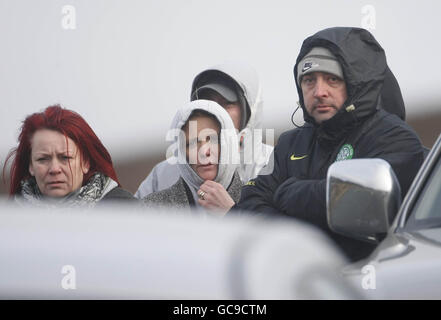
28 129 89 197
184 115 220 181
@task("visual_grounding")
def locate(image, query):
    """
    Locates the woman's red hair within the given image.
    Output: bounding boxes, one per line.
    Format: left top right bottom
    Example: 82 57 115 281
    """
3 105 120 195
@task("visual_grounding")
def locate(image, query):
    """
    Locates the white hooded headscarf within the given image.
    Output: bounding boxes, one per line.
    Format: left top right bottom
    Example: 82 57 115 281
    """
190 61 274 181
169 100 240 204
134 62 274 200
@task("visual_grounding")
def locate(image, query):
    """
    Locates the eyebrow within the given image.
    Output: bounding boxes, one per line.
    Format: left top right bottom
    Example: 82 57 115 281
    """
33 149 76 156
33 152 51 157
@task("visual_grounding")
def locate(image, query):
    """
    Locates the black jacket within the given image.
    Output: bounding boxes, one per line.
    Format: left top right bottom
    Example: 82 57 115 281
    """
238 27 424 261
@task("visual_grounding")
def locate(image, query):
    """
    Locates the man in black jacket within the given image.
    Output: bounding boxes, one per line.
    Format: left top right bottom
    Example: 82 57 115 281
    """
238 27 425 261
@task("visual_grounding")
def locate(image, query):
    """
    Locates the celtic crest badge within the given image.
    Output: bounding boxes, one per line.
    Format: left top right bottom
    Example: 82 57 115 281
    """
335 144 354 162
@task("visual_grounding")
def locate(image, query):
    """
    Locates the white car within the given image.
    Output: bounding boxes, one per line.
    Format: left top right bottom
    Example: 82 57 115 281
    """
0 201 360 299
327 133 441 299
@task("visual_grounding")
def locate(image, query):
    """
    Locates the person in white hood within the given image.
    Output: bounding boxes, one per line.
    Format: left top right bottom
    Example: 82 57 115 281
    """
135 62 274 199
143 100 242 215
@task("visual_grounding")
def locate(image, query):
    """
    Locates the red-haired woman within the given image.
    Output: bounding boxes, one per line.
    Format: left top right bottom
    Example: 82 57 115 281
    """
4 105 136 206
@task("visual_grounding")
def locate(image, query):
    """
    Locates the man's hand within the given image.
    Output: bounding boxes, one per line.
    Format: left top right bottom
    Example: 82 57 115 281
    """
197 180 235 216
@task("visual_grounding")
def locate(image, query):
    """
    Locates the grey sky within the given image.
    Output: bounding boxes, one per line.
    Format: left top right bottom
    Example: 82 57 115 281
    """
1 0 440 163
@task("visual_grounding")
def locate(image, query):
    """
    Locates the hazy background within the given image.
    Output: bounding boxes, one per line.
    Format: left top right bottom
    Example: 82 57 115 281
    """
1 0 440 194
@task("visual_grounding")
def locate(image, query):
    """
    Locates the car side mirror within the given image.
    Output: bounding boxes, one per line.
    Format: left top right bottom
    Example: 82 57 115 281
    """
326 159 401 243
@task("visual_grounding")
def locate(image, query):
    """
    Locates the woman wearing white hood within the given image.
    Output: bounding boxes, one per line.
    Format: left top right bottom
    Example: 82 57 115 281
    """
143 100 242 215
135 61 273 199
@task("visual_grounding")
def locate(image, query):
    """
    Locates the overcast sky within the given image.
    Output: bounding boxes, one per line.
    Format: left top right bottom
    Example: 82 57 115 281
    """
1 0 440 164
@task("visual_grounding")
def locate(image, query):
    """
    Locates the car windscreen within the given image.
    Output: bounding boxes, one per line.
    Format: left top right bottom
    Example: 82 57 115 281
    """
405 156 441 239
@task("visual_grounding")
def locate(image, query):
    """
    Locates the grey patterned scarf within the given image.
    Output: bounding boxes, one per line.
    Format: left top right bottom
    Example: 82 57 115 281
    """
15 172 118 208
